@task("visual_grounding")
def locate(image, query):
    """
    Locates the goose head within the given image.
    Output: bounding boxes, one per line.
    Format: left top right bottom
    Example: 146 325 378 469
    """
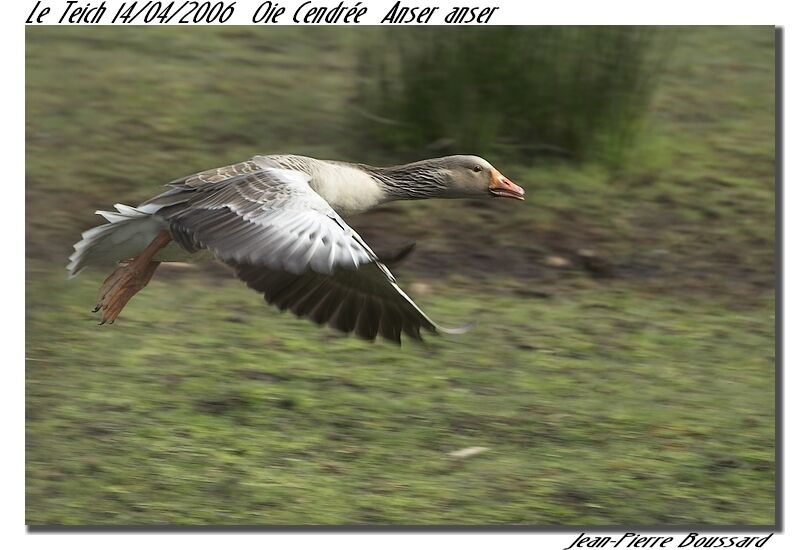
438 155 525 201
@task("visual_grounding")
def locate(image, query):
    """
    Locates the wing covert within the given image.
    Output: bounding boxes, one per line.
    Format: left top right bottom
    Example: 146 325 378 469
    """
149 166 375 275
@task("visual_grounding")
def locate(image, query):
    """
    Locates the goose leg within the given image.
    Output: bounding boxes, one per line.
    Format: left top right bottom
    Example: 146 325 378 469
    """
94 230 172 324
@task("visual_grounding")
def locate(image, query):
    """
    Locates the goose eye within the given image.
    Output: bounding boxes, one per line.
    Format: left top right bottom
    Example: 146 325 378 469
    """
473 165 482 173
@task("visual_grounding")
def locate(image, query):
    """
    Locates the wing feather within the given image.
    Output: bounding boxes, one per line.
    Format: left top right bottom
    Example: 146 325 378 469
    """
148 166 374 276
230 260 448 343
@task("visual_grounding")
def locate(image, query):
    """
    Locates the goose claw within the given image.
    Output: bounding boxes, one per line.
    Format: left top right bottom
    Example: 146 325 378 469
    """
94 259 160 325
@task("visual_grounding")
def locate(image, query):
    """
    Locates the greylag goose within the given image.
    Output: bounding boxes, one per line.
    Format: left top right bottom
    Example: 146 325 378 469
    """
68 154 524 343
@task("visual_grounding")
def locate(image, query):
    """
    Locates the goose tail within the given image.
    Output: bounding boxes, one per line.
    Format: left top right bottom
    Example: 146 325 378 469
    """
67 204 168 278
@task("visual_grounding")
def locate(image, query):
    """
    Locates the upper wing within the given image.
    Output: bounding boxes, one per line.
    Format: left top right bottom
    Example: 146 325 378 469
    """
147 164 374 275
145 160 465 342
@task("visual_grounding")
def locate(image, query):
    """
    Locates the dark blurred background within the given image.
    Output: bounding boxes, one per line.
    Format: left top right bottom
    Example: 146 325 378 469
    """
26 26 775 525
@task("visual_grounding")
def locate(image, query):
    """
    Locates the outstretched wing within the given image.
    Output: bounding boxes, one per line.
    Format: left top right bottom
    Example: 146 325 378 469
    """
229 260 442 343
145 160 460 342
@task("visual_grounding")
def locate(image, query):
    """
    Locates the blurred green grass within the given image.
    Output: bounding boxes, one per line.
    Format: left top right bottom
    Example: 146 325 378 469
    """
25 26 775 525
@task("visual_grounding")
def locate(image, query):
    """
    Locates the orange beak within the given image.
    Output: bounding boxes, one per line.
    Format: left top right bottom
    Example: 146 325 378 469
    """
489 169 525 201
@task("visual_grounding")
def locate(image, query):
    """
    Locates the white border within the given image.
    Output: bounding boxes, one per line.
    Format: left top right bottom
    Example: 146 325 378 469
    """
5 0 795 548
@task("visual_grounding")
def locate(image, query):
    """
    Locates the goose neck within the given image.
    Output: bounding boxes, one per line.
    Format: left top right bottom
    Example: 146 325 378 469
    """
366 162 449 200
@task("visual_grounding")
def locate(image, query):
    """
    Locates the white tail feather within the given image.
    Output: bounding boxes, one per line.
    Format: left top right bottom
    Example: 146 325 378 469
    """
67 204 168 278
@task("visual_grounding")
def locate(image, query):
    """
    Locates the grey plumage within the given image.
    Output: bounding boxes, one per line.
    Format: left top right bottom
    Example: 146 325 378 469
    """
69 154 488 343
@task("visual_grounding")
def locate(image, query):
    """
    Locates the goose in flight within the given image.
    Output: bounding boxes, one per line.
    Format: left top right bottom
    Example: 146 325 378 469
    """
68 154 525 343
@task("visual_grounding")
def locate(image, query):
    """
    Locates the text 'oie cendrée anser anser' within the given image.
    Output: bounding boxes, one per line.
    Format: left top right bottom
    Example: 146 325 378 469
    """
68 154 525 343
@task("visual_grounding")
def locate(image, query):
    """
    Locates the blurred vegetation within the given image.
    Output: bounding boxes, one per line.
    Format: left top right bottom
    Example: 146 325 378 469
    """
356 27 669 165
26 26 775 525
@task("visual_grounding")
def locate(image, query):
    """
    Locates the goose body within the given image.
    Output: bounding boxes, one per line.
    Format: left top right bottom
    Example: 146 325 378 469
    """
68 154 524 343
